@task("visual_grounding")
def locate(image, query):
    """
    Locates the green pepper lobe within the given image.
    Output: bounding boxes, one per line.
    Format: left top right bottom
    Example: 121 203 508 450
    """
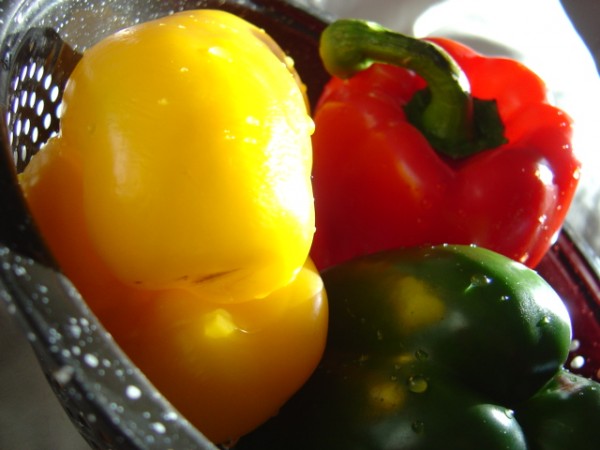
237 245 574 449
321 244 572 405
515 369 600 450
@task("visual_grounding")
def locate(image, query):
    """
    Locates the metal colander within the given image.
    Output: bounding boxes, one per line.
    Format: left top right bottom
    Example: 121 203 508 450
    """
5 26 80 172
0 0 328 448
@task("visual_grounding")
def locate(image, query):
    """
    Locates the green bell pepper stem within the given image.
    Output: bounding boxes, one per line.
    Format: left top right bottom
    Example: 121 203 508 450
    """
319 19 506 158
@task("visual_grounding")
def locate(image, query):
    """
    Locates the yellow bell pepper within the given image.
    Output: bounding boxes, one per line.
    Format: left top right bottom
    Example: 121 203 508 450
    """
59 9 315 303
20 10 327 444
21 135 328 443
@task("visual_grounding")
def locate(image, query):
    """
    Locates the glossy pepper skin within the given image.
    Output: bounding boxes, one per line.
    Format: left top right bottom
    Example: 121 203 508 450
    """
310 19 581 271
20 86 329 448
235 245 592 450
59 9 315 303
19 11 328 444
515 369 600 450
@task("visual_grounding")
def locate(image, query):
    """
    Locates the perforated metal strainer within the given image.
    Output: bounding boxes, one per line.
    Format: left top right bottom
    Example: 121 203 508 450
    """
4 26 80 171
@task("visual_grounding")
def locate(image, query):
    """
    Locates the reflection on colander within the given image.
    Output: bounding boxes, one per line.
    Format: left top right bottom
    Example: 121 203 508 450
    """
5 27 80 171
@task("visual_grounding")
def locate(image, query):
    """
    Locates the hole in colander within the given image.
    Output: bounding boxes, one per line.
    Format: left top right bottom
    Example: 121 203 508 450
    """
5 27 81 173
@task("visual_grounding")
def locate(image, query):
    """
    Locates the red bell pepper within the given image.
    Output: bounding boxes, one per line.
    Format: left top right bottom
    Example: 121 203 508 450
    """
310 19 581 270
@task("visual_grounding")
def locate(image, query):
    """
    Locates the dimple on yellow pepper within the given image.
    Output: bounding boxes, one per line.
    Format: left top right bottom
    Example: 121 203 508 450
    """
59 9 315 302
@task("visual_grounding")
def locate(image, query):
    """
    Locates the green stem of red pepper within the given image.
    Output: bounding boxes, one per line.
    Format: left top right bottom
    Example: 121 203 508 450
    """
319 19 507 158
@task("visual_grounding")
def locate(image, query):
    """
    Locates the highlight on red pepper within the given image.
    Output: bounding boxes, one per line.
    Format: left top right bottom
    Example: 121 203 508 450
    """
309 19 581 271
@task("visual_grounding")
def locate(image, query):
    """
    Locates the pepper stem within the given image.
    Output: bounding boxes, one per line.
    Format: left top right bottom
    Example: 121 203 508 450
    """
319 19 506 158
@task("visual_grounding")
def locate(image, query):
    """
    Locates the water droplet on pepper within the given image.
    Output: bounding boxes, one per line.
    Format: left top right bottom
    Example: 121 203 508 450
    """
407 375 428 393
466 274 492 292
415 349 429 360
411 420 425 434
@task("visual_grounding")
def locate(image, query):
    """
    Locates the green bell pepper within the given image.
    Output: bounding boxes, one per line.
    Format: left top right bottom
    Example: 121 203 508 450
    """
515 368 600 450
235 245 600 449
